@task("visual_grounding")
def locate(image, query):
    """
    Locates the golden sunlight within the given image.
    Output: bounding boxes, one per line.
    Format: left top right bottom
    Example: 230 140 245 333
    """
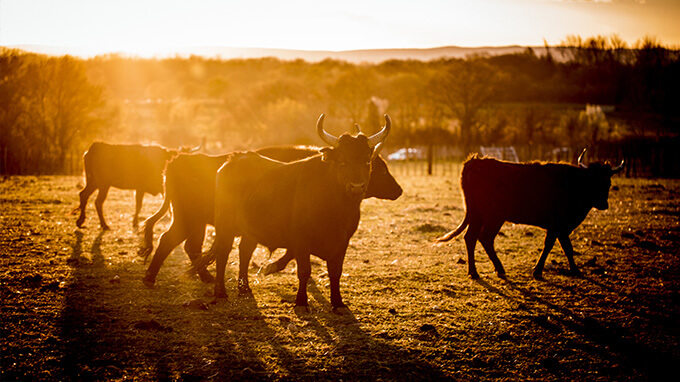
2 0 680 56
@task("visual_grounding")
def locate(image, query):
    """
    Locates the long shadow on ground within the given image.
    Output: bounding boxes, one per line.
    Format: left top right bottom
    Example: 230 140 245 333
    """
57 232 454 381
476 277 680 380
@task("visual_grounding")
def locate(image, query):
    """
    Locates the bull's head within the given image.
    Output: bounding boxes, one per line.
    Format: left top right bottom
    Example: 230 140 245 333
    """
365 155 403 200
578 148 625 210
317 114 391 198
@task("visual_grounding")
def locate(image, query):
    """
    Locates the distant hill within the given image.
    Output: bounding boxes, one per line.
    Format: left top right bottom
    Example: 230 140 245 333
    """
5 44 552 63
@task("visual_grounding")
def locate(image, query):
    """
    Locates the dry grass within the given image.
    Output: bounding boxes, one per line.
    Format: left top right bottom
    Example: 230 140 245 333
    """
2 167 679 381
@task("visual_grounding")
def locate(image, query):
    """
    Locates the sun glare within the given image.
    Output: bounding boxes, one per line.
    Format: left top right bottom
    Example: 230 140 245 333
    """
1 0 679 56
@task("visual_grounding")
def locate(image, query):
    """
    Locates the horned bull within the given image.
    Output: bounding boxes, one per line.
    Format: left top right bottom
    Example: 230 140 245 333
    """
139 144 401 287
194 114 391 312
437 150 624 280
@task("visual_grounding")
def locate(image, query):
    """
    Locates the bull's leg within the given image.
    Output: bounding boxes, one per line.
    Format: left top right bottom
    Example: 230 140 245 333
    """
237 237 258 294
143 223 186 287
327 251 348 313
139 225 155 259
294 252 312 308
132 190 144 228
558 234 581 276
94 186 111 230
464 220 483 279
533 232 557 280
184 226 214 284
139 196 171 257
479 221 506 279
213 234 235 299
263 250 294 275
76 183 96 228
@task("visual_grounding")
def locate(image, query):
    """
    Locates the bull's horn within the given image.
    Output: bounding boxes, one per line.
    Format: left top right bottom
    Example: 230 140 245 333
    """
354 123 362 134
611 159 625 174
190 137 206 153
578 148 588 169
367 114 391 148
372 141 385 158
316 114 340 147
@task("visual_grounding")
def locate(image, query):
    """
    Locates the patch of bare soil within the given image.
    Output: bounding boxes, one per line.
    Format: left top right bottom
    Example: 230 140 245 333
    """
1 173 679 381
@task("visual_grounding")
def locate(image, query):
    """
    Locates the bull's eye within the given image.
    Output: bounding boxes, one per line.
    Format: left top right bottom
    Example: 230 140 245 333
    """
338 161 347 167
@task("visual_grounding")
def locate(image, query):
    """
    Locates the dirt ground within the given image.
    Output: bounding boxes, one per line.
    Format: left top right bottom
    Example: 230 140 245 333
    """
1 168 679 381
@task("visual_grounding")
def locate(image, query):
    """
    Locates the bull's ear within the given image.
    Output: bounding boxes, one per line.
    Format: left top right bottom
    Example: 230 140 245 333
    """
320 147 334 162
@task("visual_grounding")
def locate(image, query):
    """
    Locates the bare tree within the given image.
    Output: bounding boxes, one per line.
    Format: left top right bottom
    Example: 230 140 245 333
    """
327 66 377 125
1 53 112 174
431 58 499 152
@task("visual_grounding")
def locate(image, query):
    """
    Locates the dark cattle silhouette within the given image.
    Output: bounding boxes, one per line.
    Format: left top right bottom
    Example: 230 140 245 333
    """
141 144 401 287
437 150 624 280
194 114 390 312
260 148 402 276
140 146 324 286
74 142 178 230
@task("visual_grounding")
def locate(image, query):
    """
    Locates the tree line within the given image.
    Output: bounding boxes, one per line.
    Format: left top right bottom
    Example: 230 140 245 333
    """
1 34 678 176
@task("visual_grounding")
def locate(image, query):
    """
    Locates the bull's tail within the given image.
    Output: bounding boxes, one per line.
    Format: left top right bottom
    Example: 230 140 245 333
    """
140 195 170 233
436 215 469 243
138 195 171 259
188 236 225 274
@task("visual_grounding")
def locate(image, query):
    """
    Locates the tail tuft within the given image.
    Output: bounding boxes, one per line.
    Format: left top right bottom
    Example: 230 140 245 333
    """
188 247 217 275
436 216 468 242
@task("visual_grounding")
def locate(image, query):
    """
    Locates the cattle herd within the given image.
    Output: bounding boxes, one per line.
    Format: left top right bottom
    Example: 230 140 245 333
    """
74 113 624 312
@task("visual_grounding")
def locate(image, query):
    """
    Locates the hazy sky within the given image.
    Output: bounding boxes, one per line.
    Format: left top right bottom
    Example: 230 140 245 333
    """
1 0 679 56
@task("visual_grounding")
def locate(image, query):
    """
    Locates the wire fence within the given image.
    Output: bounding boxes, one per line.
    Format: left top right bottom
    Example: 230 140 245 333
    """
384 140 680 178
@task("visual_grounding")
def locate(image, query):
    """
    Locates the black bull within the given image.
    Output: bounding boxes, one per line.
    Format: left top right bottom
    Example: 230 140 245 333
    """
74 141 201 230
74 142 176 230
437 151 624 279
193 114 391 311
142 134 401 288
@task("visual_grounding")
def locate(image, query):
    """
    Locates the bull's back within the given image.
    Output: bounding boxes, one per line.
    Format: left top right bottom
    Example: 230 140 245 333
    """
165 153 231 223
84 142 172 194
215 153 286 241
258 145 402 201
217 153 350 252
256 145 319 162
462 158 586 229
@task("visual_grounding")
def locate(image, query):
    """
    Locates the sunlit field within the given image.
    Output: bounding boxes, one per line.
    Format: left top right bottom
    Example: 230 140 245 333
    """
1 166 679 381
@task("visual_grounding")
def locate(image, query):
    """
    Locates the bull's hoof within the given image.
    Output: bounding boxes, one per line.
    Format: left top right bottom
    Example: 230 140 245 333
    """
294 305 311 315
137 247 152 258
468 272 480 280
142 275 156 289
213 290 228 300
237 278 251 293
262 263 279 276
76 218 85 228
532 271 545 281
569 268 583 278
198 271 215 284
238 286 253 296
101 225 111 231
332 306 351 315
496 272 507 280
